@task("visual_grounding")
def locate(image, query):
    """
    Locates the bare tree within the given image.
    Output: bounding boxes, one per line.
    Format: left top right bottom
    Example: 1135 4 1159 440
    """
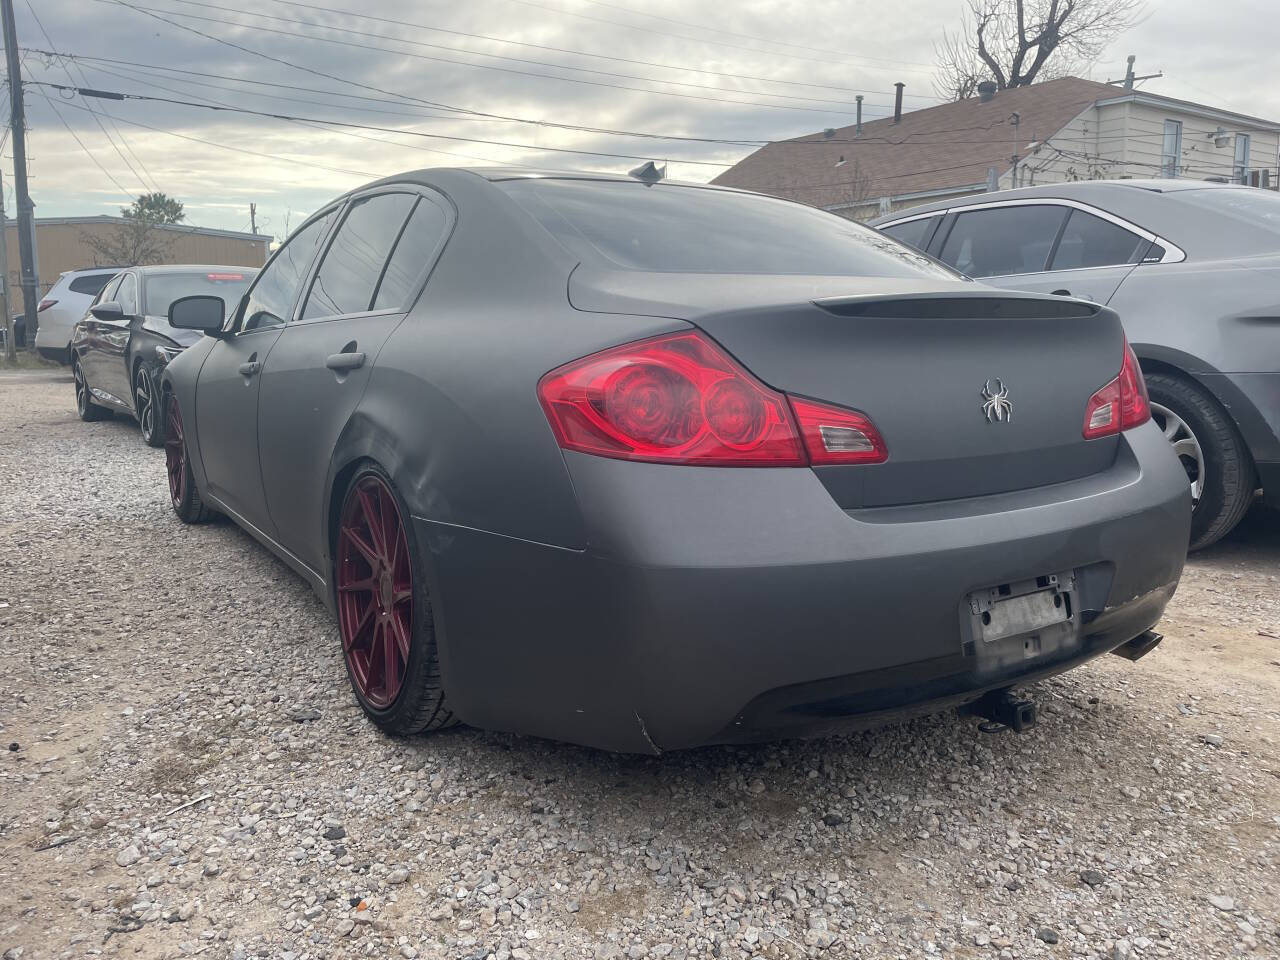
81 218 174 267
934 0 1145 100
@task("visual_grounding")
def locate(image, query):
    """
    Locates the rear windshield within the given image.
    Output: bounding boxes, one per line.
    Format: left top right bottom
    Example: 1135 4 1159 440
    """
144 271 256 319
498 179 957 279
68 273 118 296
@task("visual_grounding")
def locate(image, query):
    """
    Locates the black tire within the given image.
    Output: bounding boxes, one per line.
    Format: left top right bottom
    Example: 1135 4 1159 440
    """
336 463 456 736
1146 372 1256 550
134 361 165 447
164 392 212 524
73 359 110 422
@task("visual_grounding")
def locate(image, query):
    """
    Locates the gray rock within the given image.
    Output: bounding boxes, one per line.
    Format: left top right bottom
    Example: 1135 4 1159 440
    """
115 845 141 867
1035 927 1059 944
1208 894 1235 912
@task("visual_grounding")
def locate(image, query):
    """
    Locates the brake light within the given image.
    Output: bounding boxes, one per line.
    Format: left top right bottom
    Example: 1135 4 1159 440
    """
538 332 888 467
38 298 57 312
1083 341 1150 439
538 332 805 465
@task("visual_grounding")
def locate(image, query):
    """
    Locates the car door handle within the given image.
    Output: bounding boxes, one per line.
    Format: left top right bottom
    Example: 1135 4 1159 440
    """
238 360 262 377
325 351 366 372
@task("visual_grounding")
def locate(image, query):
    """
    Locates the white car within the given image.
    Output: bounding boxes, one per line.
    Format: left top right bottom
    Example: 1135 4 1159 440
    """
31 267 126 363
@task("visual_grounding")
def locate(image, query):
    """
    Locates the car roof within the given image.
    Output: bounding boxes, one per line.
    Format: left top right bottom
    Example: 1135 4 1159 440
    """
133 264 260 276
871 179 1255 224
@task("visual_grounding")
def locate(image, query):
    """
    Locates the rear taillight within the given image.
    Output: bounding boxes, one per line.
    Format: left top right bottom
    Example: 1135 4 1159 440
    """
537 331 887 467
1083 341 1150 439
38 298 57 312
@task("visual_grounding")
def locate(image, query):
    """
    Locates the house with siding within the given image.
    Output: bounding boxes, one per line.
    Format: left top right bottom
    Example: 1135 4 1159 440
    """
712 77 1280 221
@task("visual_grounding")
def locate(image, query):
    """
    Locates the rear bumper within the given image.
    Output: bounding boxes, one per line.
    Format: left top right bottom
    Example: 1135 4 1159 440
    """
420 422 1190 753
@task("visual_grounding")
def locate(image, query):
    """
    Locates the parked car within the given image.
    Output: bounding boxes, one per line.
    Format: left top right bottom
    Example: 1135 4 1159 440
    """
873 180 1280 549
32 267 128 362
71 265 256 445
160 169 1188 753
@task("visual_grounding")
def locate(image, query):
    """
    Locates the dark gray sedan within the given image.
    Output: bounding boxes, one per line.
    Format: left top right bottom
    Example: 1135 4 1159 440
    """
160 169 1189 753
874 180 1280 549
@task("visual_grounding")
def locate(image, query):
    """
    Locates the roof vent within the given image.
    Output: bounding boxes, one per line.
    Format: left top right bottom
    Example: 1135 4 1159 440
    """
977 81 997 102
823 128 836 139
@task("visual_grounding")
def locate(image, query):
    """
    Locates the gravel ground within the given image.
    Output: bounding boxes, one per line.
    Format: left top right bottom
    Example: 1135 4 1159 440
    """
1 369 1278 960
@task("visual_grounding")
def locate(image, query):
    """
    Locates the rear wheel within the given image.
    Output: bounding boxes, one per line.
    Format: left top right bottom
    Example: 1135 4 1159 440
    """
134 362 164 447
73 359 109 422
164 393 211 523
336 465 454 735
1146 372 1255 550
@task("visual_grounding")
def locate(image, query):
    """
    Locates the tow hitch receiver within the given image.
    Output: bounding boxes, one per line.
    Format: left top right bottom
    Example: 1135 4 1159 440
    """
1110 630 1163 662
966 689 1037 733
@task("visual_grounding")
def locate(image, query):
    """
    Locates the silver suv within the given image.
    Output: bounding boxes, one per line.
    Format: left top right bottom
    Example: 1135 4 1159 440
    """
31 267 126 363
873 180 1280 549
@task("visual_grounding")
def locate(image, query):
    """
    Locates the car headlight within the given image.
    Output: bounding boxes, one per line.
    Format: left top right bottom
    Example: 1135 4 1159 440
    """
155 345 185 363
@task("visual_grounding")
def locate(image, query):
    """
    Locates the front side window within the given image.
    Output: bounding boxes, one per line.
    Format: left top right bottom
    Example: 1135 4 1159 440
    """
1161 120 1183 177
116 273 138 316
1234 134 1251 184
1049 210 1149 270
880 216 936 252
937 205 1067 278
303 193 417 320
498 179 955 279
241 209 337 332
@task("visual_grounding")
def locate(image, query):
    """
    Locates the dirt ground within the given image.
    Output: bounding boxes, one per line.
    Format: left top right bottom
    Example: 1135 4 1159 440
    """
1 369 1277 960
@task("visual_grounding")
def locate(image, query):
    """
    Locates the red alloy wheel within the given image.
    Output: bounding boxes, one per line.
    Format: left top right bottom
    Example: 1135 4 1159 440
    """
336 474 413 709
164 394 186 508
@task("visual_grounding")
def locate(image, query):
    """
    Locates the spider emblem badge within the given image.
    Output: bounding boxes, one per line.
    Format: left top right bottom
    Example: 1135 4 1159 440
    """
981 378 1013 423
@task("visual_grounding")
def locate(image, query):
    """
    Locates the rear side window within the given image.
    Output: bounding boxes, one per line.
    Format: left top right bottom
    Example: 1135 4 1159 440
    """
91 275 123 306
69 273 116 296
938 205 1067 278
880 217 936 252
116 274 138 315
241 208 337 331
373 196 451 310
1050 210 1149 270
303 193 417 319
498 179 956 279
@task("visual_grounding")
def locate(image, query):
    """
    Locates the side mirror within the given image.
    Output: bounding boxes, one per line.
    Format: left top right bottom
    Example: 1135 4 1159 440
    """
169 295 227 335
89 301 124 321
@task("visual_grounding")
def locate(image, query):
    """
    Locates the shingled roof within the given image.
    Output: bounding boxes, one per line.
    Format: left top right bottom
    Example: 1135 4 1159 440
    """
712 76 1119 209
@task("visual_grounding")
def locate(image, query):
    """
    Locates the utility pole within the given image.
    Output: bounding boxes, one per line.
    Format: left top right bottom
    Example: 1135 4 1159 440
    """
2 0 39 353
0 170 13 361
1009 112 1021 189
249 202 258 234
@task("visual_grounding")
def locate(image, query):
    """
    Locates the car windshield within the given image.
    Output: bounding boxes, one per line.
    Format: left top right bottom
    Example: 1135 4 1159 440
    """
145 271 256 319
498 179 957 278
1176 187 1280 234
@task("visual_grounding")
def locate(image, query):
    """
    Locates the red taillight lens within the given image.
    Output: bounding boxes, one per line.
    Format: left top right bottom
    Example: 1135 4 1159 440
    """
1083 340 1150 439
38 298 57 312
790 396 888 465
538 332 807 465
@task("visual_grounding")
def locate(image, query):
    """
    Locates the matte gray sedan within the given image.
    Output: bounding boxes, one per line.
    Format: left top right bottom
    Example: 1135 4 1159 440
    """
875 180 1280 549
160 169 1189 753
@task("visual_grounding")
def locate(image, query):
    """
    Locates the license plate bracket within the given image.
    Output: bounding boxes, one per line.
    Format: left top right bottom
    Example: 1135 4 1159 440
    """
966 571 1076 646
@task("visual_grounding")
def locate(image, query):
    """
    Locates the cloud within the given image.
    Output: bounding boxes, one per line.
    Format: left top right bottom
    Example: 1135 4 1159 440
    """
11 0 1276 237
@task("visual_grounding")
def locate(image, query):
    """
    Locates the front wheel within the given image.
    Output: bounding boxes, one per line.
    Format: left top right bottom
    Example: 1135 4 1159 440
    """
164 393 211 524
335 465 455 736
73 359 109 422
1146 372 1255 550
134 362 164 447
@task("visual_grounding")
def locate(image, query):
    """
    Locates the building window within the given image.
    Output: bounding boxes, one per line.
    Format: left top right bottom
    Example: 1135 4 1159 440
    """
1161 119 1183 177
1234 134 1251 184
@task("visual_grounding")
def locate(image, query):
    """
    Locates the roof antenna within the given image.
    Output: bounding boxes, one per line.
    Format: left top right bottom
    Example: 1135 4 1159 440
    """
629 161 666 183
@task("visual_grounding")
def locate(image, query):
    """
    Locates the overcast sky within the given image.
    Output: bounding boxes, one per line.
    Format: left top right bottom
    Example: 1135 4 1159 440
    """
8 0 1278 238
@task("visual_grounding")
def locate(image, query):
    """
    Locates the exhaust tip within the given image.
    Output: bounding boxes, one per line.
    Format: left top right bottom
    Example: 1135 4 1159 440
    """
1111 630 1163 662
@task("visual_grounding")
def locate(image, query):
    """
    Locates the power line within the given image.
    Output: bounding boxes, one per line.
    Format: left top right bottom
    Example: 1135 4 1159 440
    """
21 0 158 192
27 86 135 197
102 0 880 117
497 0 935 71
31 80 738 166
255 0 942 101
